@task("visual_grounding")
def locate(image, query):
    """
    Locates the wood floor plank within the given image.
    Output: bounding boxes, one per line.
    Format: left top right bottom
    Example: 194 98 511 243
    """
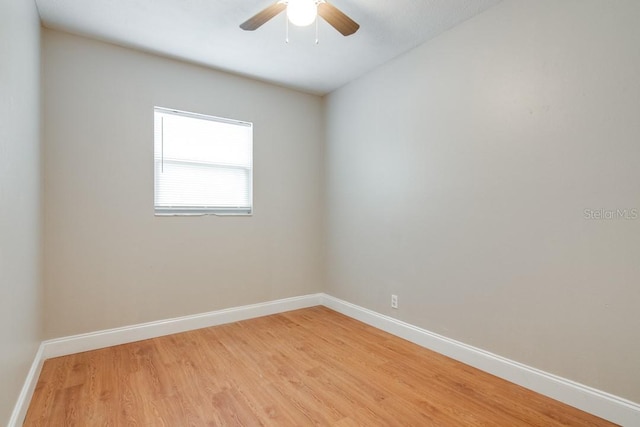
24 306 617 426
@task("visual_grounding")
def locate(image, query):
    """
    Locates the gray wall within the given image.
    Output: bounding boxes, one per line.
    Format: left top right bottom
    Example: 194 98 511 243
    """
0 0 42 423
325 0 640 402
42 29 325 338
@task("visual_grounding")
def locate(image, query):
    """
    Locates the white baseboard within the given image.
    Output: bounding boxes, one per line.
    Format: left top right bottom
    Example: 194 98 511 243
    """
8 343 45 427
42 293 323 359
11 292 639 426
320 294 640 426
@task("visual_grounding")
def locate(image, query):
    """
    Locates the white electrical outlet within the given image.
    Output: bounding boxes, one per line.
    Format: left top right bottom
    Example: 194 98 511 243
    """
391 294 398 309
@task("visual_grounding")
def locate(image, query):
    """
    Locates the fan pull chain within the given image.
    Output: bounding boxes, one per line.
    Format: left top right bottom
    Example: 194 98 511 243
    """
315 16 319 44
285 17 289 43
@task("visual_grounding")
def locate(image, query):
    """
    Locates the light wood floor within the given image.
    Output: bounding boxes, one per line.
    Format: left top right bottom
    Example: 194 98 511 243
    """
25 306 616 426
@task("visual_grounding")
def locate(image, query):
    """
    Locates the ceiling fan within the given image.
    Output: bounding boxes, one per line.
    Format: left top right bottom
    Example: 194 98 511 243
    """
240 0 360 36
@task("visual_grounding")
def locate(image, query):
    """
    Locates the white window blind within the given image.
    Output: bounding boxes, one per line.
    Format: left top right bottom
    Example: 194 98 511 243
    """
154 107 253 215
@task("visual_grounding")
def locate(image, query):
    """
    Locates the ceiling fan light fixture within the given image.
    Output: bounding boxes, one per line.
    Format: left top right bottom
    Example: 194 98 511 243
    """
286 0 317 27
240 0 359 37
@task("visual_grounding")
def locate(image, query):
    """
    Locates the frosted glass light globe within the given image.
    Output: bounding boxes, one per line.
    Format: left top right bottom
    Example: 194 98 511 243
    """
287 0 317 27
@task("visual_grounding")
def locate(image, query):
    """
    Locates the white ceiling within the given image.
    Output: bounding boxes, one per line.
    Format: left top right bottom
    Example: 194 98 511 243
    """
35 0 502 95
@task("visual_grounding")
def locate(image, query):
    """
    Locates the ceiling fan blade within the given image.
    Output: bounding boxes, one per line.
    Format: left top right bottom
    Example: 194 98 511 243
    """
240 2 287 31
317 2 360 36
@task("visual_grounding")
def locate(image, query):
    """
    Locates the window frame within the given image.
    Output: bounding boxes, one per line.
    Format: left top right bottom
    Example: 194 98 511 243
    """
154 107 254 216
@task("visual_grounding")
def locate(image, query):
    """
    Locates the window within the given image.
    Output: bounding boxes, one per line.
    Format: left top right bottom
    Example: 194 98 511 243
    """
154 107 253 215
